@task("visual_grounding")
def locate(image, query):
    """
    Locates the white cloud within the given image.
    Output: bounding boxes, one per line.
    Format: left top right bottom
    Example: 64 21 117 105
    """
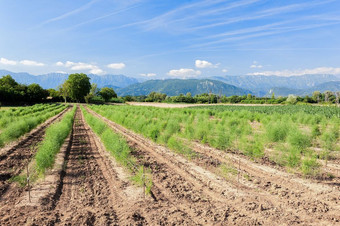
250 61 263 69
140 73 156 77
20 60 44 66
195 59 218 68
107 62 126 69
0 57 17 65
56 61 105 75
90 68 104 74
55 71 67 74
56 61 64 66
167 68 201 78
247 67 340 76
222 69 228 73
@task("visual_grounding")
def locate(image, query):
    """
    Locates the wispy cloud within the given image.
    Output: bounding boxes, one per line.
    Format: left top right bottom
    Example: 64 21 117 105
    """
188 21 340 49
248 67 340 76
140 73 156 77
37 0 99 27
250 61 263 69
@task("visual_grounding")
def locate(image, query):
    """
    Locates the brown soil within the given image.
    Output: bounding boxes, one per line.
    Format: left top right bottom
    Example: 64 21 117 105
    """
189 141 340 224
87 107 337 225
0 106 70 199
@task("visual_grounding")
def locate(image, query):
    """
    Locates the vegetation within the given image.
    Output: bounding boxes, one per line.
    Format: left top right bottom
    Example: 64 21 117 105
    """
89 104 339 177
61 73 91 102
0 104 67 147
0 75 48 104
35 106 76 173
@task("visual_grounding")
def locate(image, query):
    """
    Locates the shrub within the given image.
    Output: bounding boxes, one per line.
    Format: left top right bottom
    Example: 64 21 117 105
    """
266 122 290 142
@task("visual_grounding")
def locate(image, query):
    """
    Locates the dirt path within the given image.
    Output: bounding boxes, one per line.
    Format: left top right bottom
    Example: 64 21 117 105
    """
0 106 70 199
87 107 329 225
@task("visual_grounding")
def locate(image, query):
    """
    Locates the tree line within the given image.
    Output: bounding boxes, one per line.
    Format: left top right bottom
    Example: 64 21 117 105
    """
123 91 340 105
0 73 117 105
1 73 339 105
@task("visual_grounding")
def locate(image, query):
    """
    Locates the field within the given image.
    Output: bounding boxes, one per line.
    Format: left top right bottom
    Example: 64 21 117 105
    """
0 103 339 225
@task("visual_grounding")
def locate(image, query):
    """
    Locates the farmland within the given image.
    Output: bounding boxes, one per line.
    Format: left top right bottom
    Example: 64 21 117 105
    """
0 104 339 225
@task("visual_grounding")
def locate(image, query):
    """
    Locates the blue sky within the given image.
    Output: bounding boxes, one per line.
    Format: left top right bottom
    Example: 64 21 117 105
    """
1 0 340 78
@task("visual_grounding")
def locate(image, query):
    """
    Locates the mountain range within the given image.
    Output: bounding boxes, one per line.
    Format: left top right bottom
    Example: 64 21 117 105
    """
211 74 340 96
1 69 339 97
116 79 250 96
0 70 138 89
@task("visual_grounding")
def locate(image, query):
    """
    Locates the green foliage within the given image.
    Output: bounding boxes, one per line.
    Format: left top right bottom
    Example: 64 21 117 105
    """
99 87 117 102
35 106 76 173
301 157 320 177
64 73 91 102
287 130 311 150
0 75 49 103
266 122 290 142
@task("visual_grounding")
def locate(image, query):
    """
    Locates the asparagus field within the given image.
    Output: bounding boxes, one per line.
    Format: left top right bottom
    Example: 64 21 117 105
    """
0 104 339 225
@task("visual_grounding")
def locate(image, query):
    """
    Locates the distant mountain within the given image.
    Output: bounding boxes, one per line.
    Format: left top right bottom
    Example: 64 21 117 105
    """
268 81 340 97
212 74 340 96
116 79 251 96
0 70 139 89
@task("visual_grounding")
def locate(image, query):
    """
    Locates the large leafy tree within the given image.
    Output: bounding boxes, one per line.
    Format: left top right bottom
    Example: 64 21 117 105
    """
99 87 117 102
64 73 91 102
27 83 48 102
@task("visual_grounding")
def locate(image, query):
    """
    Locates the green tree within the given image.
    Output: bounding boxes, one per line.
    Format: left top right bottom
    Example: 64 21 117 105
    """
286 94 297 105
85 83 100 103
64 73 91 102
58 82 70 103
27 83 48 102
99 87 117 102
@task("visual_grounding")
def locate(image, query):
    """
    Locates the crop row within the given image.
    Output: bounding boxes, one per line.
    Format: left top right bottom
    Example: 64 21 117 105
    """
0 103 60 118
193 105 340 119
88 105 339 177
0 104 68 147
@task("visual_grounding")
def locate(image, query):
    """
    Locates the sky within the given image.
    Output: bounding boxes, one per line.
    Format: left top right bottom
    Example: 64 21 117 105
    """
1 0 340 79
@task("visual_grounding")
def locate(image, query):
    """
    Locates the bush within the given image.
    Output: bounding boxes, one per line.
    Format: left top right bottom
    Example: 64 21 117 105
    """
266 122 290 142
301 157 320 177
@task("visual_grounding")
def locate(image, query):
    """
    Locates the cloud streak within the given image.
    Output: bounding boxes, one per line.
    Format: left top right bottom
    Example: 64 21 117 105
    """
248 67 340 76
38 0 99 27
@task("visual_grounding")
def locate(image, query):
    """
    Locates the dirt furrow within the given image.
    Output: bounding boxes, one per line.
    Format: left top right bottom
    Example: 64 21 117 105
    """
32 107 121 225
189 141 340 224
87 107 309 225
0 106 70 199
